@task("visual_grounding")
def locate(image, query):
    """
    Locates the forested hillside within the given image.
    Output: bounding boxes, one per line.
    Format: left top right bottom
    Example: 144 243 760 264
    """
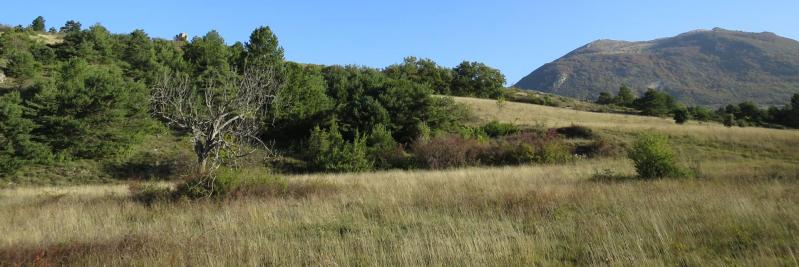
0 17 514 183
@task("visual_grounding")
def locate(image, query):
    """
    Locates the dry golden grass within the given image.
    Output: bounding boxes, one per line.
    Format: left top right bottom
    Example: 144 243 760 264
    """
31 32 64 45
458 96 799 145
1 97 798 266
1 159 798 266
458 96 799 164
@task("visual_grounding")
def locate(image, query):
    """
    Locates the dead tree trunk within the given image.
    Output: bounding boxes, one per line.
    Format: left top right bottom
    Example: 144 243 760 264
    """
151 65 282 174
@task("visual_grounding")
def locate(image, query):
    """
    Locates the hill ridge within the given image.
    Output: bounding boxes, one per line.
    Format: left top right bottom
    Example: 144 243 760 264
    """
514 28 799 106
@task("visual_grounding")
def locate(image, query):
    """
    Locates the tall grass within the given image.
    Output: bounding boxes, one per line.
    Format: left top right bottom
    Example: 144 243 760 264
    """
1 158 798 265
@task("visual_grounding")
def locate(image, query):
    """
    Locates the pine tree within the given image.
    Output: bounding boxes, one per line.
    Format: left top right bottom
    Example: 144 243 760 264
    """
614 85 635 107
28 60 149 159
60 20 81 33
245 26 284 70
596 91 613 104
0 92 50 175
31 16 45 32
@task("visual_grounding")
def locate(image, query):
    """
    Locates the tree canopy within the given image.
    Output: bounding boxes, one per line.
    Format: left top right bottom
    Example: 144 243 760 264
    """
451 61 506 99
0 18 486 176
30 16 46 32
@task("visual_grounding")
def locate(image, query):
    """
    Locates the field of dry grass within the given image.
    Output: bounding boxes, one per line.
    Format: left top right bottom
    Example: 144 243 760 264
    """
459 96 799 163
1 98 798 266
459 96 799 143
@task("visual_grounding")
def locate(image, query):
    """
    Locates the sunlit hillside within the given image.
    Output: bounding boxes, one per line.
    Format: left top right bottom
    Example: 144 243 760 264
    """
459 96 799 163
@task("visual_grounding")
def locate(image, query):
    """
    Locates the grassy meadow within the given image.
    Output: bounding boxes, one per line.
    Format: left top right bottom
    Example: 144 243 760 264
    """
1 97 798 266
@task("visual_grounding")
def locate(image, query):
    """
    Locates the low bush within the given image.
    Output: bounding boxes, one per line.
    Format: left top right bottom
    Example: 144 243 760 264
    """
480 120 521 138
453 126 489 141
483 131 572 165
537 141 572 163
172 168 291 199
673 108 690 124
555 125 595 139
366 124 413 169
628 133 682 179
369 144 413 170
575 138 623 157
134 168 306 202
411 134 486 169
307 123 372 172
171 173 231 200
412 130 575 169
499 131 573 164
128 182 172 205
479 142 536 165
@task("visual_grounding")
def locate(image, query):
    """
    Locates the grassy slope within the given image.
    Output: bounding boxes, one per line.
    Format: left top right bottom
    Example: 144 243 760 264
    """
1 97 798 266
461 96 799 163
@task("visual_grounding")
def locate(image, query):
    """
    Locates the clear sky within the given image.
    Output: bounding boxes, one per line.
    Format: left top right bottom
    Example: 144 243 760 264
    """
3 0 798 84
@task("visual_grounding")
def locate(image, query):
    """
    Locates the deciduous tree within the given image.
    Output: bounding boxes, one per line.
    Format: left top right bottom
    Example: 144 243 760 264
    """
451 61 505 99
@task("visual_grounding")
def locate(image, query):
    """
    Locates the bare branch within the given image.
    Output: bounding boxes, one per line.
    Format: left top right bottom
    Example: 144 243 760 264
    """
151 64 284 174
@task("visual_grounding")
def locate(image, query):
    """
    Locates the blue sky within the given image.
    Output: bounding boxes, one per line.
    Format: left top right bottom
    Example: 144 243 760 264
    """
4 0 798 84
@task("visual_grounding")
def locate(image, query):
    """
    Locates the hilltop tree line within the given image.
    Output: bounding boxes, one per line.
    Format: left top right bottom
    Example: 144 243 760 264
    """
0 17 508 176
596 85 799 128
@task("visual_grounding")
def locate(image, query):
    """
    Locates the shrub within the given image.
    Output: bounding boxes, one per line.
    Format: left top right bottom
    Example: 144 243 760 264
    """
129 182 172 205
555 125 595 139
576 138 622 157
411 134 485 169
628 134 682 179
5 49 40 80
723 114 735 127
673 107 690 124
307 122 372 172
688 106 714 122
480 142 537 165
172 174 230 199
479 131 573 166
366 124 412 169
481 120 520 138
536 141 572 163
171 168 287 200
135 168 332 202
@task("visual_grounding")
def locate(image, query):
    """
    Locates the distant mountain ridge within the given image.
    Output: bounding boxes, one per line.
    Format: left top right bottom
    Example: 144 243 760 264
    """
514 28 799 106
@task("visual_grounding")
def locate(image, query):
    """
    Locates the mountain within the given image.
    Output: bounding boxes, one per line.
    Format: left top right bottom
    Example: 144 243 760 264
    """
514 28 799 106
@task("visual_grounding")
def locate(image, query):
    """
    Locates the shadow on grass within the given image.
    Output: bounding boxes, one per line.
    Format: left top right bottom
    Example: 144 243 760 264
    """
130 174 342 206
103 151 193 181
0 234 153 266
588 168 639 183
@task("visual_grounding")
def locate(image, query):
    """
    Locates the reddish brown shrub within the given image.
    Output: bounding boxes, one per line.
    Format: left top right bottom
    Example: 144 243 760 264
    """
410 129 579 169
411 135 487 169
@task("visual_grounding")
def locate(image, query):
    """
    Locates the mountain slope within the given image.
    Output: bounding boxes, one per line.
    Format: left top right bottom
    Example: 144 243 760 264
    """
514 28 799 106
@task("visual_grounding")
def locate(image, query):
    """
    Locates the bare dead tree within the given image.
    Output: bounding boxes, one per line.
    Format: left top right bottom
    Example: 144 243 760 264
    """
151 66 282 174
